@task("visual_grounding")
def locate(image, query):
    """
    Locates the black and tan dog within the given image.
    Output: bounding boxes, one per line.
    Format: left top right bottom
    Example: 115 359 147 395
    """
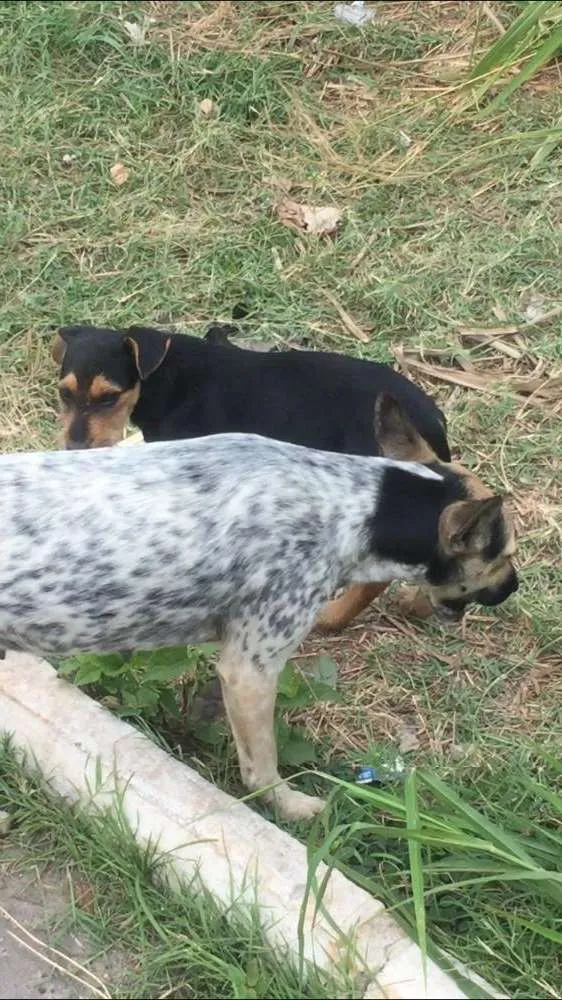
52 324 518 629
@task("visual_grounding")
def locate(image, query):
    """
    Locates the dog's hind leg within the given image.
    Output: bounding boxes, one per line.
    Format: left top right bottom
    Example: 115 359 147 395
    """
217 647 324 822
315 582 389 632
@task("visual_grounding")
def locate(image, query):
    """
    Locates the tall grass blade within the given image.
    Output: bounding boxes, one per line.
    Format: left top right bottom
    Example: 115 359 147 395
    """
485 24 562 110
470 1 560 78
404 769 427 986
466 1 562 112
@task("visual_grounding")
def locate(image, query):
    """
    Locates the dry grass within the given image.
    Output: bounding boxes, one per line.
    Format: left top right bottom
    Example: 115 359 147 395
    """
1 0 559 756
1 2 560 996
0 336 59 451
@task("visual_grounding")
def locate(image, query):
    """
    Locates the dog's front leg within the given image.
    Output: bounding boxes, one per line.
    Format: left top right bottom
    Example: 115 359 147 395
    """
217 650 324 822
315 581 389 632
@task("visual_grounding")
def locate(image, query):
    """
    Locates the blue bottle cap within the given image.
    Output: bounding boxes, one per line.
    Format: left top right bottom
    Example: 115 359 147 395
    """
355 766 379 785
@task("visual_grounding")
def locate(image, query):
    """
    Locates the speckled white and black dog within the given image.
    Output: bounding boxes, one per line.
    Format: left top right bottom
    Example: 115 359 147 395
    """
0 397 517 820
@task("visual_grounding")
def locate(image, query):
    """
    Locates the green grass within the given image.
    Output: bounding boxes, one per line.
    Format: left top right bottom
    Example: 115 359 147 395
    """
0 739 340 1000
307 749 562 1000
0 2 561 997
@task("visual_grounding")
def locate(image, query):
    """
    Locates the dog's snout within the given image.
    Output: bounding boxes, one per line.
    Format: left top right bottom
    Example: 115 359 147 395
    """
66 415 89 450
475 568 519 607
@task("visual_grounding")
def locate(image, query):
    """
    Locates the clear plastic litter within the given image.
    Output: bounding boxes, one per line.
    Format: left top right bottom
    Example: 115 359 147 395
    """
334 1 376 27
355 757 406 786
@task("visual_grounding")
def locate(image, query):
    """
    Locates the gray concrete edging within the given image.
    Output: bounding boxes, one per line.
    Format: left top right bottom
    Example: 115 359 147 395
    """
0 652 505 999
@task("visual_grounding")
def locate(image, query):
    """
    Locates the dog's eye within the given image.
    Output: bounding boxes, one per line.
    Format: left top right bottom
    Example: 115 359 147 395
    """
59 386 73 405
95 393 121 408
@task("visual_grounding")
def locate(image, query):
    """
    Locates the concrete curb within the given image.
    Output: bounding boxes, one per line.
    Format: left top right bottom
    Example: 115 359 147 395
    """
0 653 504 999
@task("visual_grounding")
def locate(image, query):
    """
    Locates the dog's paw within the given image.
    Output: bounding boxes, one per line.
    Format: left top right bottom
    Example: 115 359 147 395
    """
274 787 325 822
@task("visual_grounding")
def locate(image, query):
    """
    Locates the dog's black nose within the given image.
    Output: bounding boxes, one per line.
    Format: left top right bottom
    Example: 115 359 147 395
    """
475 569 519 607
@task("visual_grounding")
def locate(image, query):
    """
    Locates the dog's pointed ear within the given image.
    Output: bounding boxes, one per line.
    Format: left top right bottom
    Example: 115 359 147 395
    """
374 393 436 462
51 327 79 365
439 496 504 556
124 327 172 380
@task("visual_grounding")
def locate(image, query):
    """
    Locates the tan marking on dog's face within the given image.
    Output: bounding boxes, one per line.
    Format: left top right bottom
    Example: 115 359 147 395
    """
58 373 140 449
426 493 518 618
373 395 518 618
83 383 141 447
59 373 78 396
88 374 123 402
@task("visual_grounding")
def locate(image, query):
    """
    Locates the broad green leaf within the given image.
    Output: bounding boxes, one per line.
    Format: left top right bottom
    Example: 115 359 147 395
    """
308 681 344 704
277 662 302 699
141 648 189 683
74 659 103 685
280 738 317 766
195 643 219 658
57 658 79 677
311 655 338 689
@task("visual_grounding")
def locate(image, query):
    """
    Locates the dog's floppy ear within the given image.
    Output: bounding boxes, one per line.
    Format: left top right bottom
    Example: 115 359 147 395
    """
125 327 172 380
51 326 80 365
439 496 504 556
374 393 436 462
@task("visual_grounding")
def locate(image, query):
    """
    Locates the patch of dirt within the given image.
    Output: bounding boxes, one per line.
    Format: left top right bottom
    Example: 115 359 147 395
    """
0 845 121 999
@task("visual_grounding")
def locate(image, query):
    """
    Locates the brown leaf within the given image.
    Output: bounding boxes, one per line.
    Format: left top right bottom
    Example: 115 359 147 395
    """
394 346 562 411
110 162 129 186
459 325 519 340
459 328 524 361
269 176 293 193
187 3 231 36
199 98 217 117
276 198 342 237
397 721 421 754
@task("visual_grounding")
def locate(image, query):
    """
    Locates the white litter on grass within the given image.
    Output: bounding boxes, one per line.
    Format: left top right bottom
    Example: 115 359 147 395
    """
122 18 150 46
334 1 376 27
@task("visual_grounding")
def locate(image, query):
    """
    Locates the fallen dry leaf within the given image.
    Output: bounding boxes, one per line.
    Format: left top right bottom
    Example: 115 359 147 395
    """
110 162 129 186
199 98 217 116
397 721 421 754
269 176 293 193
524 294 549 324
187 3 231 36
394 346 562 414
459 325 519 340
276 198 342 237
459 327 524 361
